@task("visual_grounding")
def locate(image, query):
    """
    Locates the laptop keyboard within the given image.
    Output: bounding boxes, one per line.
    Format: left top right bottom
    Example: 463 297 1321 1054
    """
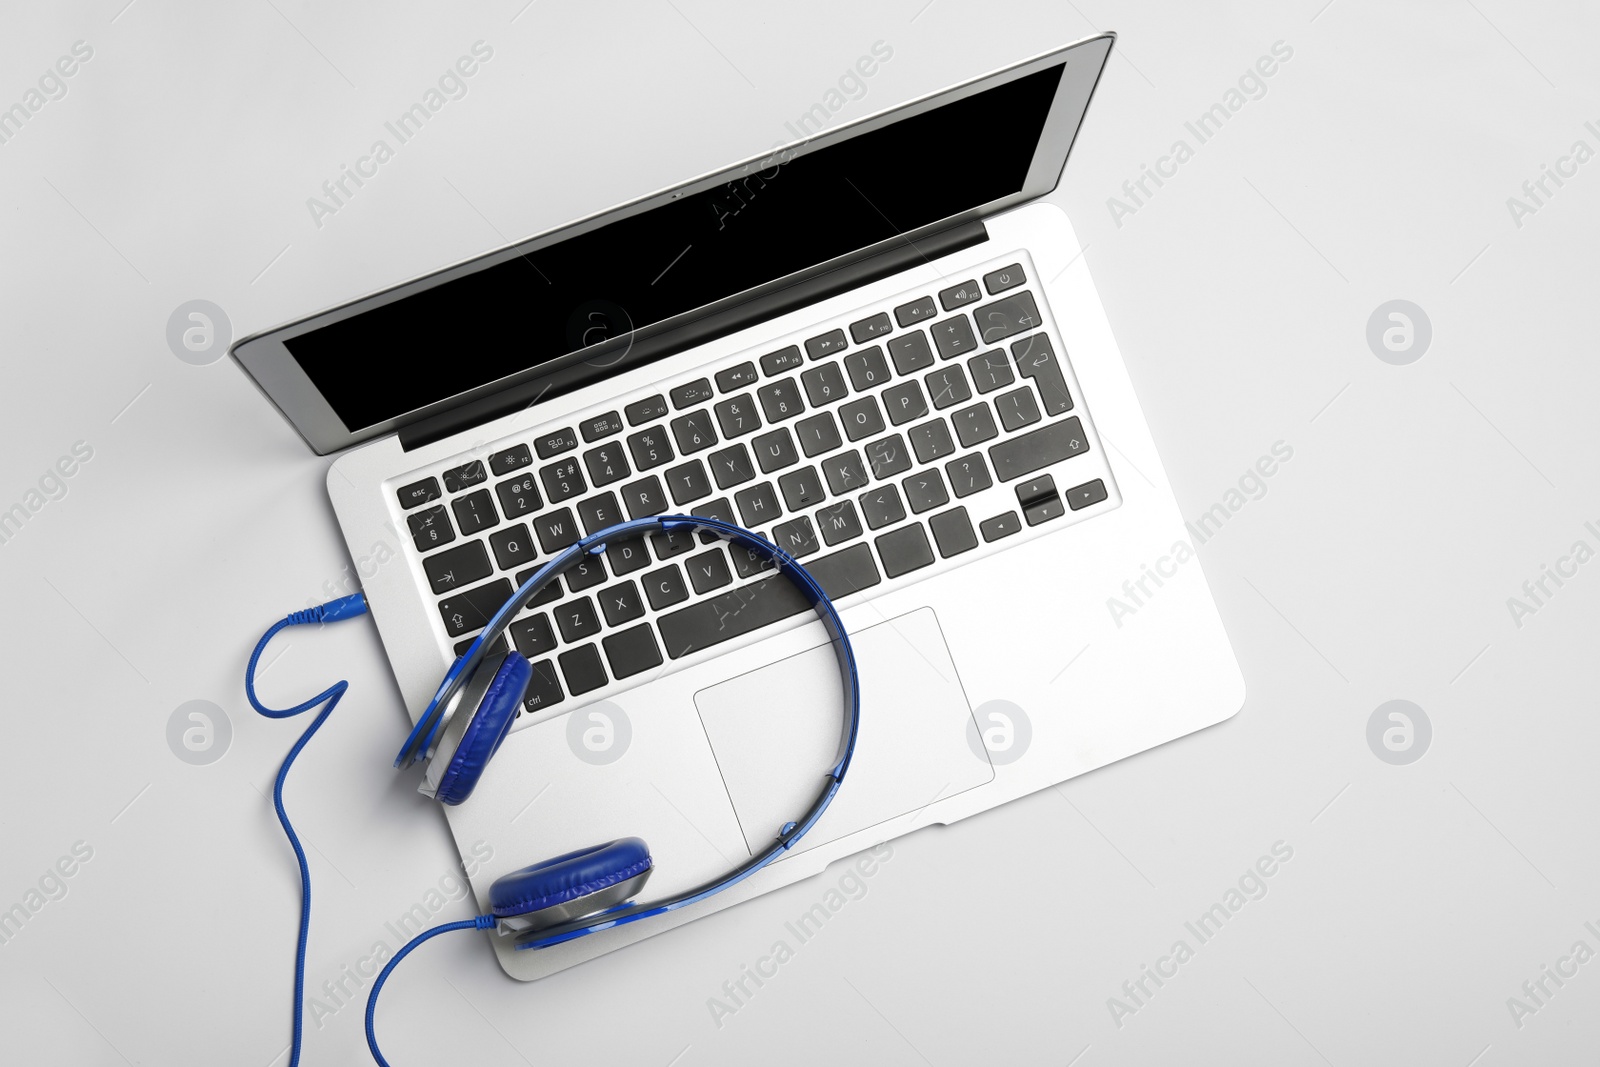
392 253 1118 726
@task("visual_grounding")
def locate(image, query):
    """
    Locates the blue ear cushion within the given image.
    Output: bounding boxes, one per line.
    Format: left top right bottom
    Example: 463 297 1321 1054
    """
489 837 653 919
434 654 532 806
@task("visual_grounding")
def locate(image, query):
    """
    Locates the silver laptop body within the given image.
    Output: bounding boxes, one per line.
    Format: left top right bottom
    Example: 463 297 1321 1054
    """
231 33 1245 980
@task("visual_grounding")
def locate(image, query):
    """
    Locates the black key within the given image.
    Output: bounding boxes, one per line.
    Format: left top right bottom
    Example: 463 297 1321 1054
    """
967 350 1015 394
983 263 1026 294
757 378 805 422
558 644 607 696
442 461 487 494
582 442 631 487
707 444 755 490
565 555 608 592
495 473 542 519
686 548 733 593
599 580 646 626
989 416 1090 482
980 511 1022 542
839 396 884 442
822 450 870 496
864 434 912 480
670 410 718 455
535 428 577 460
925 365 972 409
620 475 668 519
875 524 935 578
423 541 492 595
437 578 512 637
488 444 532 476
1066 478 1109 511
397 477 440 510
930 315 978 360
1011 334 1074 415
670 378 714 410
1017 472 1061 525
977 292 1042 346
939 279 983 310
801 362 849 407
407 505 455 552
995 387 1042 432
735 481 782 526
627 426 675 471
730 540 776 578
945 453 992 497
516 569 565 608
533 507 580 552
577 491 624 536
760 345 804 376
692 497 736 541
625 395 669 426
454 633 507 658
713 393 763 439
816 500 863 545
752 427 799 473
801 546 881 602
489 524 537 571
452 489 499 535
510 613 557 657
779 466 825 511
656 544 881 658
858 484 905 530
580 411 623 442
903 470 948 514
643 564 689 610
894 296 937 328
716 361 759 393
909 418 956 464
850 312 893 344
540 458 586 502
555 596 601 642
929 507 977 557
650 526 695 559
603 624 662 680
795 412 842 458
772 516 819 558
952 402 999 448
664 460 712 506
521 658 564 713
605 536 651 575
844 346 891 391
805 329 848 361
882 380 928 426
887 331 935 374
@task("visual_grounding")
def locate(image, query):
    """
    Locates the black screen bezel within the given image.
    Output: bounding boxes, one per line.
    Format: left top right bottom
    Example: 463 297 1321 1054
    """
230 34 1114 455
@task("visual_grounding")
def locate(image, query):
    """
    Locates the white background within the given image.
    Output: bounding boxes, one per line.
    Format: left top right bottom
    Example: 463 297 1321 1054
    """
1 1 1598 1064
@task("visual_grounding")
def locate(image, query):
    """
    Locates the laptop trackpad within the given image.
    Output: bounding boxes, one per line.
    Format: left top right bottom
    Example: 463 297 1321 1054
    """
695 607 994 856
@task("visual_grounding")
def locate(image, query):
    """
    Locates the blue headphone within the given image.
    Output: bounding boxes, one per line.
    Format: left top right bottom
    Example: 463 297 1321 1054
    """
245 514 859 1065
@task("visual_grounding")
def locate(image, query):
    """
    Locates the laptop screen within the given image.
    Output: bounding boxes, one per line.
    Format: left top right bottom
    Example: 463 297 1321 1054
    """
285 64 1067 433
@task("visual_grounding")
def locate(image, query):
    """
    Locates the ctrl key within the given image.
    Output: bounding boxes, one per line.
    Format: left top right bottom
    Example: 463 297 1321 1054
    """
521 659 565 714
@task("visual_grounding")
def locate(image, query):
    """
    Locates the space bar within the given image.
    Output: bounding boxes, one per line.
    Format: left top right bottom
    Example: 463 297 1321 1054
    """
657 543 881 660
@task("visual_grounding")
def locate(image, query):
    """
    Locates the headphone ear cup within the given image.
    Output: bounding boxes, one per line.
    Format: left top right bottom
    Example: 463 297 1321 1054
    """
489 838 654 932
433 654 532 806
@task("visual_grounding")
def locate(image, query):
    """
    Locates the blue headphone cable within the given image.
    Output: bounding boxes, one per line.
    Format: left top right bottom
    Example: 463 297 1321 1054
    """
246 592 498 1067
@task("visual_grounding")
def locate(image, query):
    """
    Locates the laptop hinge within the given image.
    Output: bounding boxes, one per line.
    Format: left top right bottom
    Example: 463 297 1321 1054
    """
398 219 989 452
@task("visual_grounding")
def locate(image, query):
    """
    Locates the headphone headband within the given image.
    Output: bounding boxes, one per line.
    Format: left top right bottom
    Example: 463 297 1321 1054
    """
394 514 861 950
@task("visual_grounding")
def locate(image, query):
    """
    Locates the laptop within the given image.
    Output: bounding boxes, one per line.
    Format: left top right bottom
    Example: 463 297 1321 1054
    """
231 32 1244 981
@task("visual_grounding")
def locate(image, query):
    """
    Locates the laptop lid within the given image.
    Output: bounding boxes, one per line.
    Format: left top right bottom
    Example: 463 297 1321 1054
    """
231 34 1114 456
